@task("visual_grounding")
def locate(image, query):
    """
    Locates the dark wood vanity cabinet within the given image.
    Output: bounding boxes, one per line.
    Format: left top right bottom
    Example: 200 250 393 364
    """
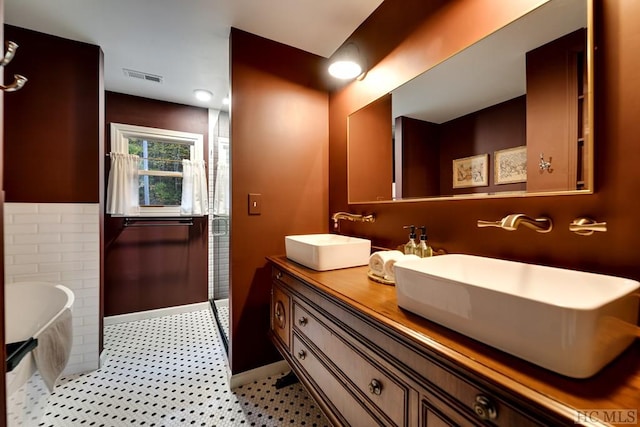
269 260 563 427
272 278 415 426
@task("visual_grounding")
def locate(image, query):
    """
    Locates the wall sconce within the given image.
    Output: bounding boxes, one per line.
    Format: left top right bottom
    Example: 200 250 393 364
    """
328 43 366 80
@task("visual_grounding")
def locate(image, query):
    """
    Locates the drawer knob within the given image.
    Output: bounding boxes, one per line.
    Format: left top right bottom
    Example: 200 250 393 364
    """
297 350 306 360
368 379 383 395
298 317 308 326
473 394 498 421
276 271 283 280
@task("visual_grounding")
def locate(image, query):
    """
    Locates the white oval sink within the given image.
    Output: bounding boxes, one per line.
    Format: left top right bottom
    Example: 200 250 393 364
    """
285 234 371 271
394 254 640 378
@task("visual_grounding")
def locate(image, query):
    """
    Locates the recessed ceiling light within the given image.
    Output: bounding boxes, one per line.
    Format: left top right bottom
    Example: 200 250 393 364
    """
194 89 212 102
222 97 230 105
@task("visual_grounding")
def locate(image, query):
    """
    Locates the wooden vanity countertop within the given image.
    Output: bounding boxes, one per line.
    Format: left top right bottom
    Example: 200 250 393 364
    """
267 255 640 423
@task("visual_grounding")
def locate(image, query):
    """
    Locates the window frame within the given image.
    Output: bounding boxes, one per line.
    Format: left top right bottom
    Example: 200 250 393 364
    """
110 122 204 216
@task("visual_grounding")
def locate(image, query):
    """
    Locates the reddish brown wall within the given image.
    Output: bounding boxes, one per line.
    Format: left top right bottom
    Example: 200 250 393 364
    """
103 216 208 315
106 92 209 139
330 0 640 283
341 0 449 90
104 92 209 316
3 25 102 203
348 94 392 202
439 96 526 195
397 116 440 198
230 29 328 374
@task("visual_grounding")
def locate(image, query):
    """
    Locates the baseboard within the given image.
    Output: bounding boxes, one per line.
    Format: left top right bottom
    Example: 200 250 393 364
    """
104 302 210 325
229 360 290 389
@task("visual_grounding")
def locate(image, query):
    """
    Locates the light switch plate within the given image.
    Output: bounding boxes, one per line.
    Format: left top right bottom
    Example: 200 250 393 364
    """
248 193 262 215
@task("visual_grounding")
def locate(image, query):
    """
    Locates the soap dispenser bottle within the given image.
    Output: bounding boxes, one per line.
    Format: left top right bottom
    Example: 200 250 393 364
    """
417 226 433 258
403 225 417 255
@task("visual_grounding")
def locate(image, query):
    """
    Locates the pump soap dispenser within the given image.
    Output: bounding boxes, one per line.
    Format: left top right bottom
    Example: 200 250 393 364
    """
403 225 417 255
417 226 433 258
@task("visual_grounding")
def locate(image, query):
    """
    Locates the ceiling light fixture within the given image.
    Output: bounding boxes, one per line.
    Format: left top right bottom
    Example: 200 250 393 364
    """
194 89 212 102
328 43 365 80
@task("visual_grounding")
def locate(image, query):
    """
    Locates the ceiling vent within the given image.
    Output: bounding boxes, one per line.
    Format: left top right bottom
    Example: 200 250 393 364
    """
123 68 163 84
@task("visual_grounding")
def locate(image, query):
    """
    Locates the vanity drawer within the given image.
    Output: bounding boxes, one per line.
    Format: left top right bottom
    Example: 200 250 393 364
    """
294 302 408 426
414 366 546 427
292 335 380 427
422 393 482 427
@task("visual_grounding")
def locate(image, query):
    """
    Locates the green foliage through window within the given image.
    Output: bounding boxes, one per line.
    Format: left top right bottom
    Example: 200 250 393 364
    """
128 138 192 206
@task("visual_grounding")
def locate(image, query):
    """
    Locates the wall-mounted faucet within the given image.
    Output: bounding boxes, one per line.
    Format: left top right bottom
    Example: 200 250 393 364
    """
331 212 375 230
477 214 553 233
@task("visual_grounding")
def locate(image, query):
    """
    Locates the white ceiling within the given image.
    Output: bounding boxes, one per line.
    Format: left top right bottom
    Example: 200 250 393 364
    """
4 0 383 111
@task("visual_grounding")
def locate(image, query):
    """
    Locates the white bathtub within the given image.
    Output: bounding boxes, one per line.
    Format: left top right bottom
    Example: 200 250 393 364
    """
5 281 75 426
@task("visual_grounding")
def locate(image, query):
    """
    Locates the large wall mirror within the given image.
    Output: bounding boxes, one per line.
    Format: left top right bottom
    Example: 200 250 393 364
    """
348 0 592 203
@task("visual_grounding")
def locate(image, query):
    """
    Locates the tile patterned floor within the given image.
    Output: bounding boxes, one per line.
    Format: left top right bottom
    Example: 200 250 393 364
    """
36 309 329 427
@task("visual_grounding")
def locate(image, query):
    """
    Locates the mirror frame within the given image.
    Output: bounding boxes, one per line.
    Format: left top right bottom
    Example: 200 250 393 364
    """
347 0 594 205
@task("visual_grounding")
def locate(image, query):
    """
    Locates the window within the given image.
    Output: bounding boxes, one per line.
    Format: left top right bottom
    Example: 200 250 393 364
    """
110 123 204 215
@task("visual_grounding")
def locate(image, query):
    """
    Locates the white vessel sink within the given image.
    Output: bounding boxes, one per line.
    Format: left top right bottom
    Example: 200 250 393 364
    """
285 234 371 271
394 254 640 378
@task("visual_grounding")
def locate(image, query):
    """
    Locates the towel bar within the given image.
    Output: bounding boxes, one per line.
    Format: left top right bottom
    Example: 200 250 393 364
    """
123 217 194 227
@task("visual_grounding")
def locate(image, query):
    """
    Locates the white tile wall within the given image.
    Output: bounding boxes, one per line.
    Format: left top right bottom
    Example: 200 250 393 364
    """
4 203 100 375
210 218 230 300
208 111 230 301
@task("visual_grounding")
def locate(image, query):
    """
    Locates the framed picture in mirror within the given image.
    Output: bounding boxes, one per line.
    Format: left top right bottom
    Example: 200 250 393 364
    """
453 154 488 188
495 146 527 184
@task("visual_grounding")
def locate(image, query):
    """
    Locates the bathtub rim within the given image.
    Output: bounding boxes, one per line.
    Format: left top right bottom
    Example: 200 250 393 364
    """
6 281 75 341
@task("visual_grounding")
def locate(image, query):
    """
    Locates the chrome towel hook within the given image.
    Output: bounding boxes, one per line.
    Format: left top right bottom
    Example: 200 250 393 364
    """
0 41 27 92
539 153 553 173
0 41 19 67
0 74 28 92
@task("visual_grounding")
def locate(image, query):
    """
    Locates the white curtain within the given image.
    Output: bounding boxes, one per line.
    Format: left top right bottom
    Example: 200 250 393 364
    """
106 153 140 215
213 152 229 215
181 159 209 215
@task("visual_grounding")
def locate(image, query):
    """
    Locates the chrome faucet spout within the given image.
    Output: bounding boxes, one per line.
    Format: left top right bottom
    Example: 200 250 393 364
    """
506 214 553 233
477 214 552 233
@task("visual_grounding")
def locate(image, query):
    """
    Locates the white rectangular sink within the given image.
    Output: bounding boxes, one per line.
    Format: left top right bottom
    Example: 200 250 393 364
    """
285 234 371 271
394 254 640 378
